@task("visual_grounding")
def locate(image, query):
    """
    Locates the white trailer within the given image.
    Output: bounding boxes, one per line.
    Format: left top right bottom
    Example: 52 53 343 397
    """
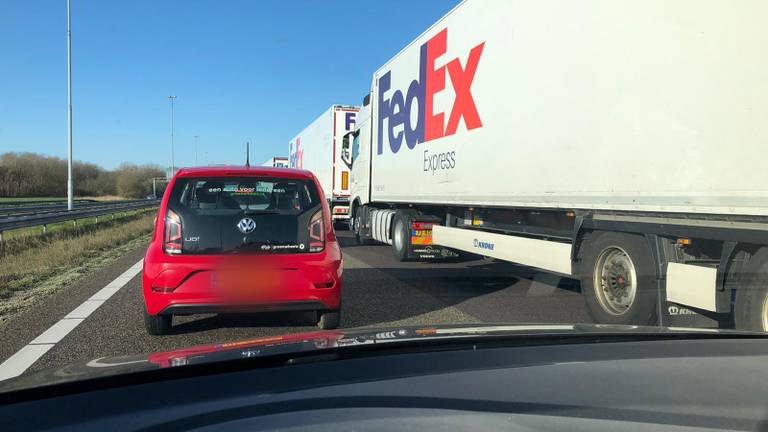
289 105 359 222
262 157 289 168
349 0 768 330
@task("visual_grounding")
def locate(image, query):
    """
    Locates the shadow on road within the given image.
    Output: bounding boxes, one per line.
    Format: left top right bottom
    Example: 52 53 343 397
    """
169 311 316 335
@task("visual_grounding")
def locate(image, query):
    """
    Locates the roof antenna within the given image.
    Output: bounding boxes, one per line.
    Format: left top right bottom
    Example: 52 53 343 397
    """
245 141 250 167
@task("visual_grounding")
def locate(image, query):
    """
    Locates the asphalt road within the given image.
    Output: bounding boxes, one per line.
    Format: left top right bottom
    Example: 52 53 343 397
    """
0 231 591 377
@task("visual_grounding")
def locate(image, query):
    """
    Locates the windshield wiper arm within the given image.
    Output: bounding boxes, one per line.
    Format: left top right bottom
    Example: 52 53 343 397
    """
243 209 279 215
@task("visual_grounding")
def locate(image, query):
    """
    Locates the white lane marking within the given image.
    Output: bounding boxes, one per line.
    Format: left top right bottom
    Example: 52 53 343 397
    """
64 300 104 320
0 259 143 381
0 345 55 381
88 287 121 301
86 357 148 368
29 319 84 345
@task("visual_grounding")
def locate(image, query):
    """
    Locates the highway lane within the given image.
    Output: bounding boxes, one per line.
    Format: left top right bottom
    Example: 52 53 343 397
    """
0 231 591 377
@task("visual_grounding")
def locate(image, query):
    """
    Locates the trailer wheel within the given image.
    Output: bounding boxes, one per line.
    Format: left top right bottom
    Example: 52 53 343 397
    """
735 248 768 332
392 212 411 262
580 232 658 325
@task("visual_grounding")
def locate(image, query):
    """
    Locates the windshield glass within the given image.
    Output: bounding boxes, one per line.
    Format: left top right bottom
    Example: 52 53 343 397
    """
2 0 768 404
168 177 321 254
175 178 319 213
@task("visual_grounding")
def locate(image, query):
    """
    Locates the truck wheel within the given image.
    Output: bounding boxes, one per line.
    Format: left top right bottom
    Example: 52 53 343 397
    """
735 248 768 332
580 232 658 325
392 212 411 262
144 311 172 335
353 211 373 245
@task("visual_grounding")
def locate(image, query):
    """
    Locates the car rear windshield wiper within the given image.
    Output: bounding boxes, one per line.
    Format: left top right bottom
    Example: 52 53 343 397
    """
243 209 280 215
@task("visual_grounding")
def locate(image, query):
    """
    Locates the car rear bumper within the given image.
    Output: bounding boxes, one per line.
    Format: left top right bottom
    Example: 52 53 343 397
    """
142 245 343 316
158 300 330 316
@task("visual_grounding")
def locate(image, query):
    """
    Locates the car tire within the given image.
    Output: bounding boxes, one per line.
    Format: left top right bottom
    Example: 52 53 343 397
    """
317 310 340 330
735 248 768 332
144 311 172 335
579 232 658 325
392 212 411 262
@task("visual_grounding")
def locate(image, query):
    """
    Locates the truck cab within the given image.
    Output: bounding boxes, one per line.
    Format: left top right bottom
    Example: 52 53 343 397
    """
347 96 372 223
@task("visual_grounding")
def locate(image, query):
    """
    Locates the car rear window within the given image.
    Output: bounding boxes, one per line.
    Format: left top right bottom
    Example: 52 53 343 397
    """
166 176 322 254
174 177 320 214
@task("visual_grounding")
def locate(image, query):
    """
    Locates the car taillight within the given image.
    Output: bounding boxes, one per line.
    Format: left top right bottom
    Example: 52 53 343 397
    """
164 209 182 254
309 210 325 252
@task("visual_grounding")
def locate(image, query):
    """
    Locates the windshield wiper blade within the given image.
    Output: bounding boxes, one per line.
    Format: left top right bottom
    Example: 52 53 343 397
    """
243 209 279 215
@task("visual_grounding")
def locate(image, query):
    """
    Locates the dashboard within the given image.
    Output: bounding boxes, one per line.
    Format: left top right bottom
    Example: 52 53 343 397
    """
2 337 767 431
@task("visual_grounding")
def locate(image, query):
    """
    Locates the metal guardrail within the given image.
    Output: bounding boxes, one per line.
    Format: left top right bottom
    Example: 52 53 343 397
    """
0 199 146 218
0 200 159 250
0 198 95 208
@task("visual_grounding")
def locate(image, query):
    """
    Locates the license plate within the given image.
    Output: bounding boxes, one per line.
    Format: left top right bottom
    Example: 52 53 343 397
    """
212 268 279 298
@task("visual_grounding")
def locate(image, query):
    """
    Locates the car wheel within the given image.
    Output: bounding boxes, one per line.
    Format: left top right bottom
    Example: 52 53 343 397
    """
317 310 340 330
579 232 658 325
144 311 172 335
735 248 768 332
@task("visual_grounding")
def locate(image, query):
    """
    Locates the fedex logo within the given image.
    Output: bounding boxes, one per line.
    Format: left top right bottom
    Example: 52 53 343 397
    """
345 112 357 131
288 137 303 169
378 28 485 155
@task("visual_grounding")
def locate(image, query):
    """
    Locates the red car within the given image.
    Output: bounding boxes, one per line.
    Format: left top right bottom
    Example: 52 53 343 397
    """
142 166 342 335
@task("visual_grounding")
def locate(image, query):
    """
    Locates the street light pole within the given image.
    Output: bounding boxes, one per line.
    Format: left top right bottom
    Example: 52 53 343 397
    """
193 135 199 166
66 0 74 211
168 95 177 174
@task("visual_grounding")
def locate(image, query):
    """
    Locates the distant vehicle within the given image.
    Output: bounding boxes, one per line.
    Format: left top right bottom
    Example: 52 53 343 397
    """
141 166 342 335
262 157 289 168
145 195 156 200
348 0 768 330
289 105 359 226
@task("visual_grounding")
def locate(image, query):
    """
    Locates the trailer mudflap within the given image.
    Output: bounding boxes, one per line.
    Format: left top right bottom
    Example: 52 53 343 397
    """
408 217 457 260
663 303 720 328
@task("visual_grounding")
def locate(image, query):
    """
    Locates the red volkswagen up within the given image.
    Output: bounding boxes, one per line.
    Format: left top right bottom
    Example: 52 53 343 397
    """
142 166 342 335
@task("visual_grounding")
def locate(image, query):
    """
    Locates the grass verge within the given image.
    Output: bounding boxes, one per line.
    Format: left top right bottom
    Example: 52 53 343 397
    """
3 209 154 254
0 212 155 323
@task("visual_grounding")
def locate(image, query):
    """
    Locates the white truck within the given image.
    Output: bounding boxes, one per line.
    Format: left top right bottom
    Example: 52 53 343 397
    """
289 105 359 223
262 157 289 168
349 0 768 330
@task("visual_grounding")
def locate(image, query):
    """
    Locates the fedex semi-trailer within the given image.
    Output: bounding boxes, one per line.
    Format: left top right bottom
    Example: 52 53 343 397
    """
349 0 768 330
290 105 359 223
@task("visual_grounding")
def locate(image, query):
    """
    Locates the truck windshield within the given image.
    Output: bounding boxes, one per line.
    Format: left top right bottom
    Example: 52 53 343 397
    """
351 131 360 164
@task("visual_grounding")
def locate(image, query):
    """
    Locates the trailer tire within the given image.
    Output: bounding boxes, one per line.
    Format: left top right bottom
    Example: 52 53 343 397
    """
580 232 658 325
735 248 768 332
392 212 411 262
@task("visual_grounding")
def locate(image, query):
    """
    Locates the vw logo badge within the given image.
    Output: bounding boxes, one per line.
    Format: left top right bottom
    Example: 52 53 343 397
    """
237 217 256 234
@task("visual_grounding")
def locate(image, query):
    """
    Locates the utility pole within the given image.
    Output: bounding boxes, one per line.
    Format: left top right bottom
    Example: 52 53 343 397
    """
168 95 177 174
150 176 166 198
193 135 199 166
245 141 250 167
66 0 74 211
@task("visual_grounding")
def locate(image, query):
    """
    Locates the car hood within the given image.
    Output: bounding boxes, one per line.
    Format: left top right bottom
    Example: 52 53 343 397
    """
0 323 751 394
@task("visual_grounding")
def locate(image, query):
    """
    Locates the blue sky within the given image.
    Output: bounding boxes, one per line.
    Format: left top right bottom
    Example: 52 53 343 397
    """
0 0 457 170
